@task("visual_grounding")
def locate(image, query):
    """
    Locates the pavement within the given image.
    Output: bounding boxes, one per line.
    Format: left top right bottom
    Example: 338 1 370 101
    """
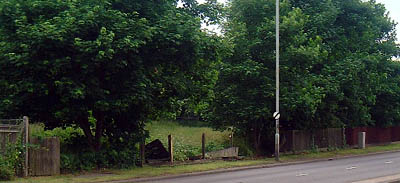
106 150 400 183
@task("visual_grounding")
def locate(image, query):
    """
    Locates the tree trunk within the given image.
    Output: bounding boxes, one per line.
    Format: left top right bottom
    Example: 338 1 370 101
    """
93 111 105 152
78 112 104 152
253 126 261 156
79 117 95 150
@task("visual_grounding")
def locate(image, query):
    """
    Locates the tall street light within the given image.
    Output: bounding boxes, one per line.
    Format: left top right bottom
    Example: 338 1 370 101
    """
274 0 280 161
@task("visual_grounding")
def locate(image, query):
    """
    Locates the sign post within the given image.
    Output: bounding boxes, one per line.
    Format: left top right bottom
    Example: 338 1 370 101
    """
275 0 280 161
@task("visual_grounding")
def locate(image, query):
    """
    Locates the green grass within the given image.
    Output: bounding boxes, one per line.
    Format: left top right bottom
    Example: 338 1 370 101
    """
146 120 230 160
146 120 229 146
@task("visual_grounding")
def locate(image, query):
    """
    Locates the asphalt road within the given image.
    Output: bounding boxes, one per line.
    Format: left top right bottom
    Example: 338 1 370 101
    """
147 152 400 183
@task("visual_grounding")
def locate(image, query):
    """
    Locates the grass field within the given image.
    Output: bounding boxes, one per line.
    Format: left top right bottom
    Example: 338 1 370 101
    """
146 120 229 146
146 120 230 160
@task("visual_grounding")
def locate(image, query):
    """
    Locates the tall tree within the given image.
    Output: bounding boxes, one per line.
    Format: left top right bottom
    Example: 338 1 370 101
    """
211 0 399 154
0 0 222 151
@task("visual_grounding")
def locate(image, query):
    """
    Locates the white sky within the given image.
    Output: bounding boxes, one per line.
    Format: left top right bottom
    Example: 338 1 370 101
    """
375 0 400 42
197 0 400 42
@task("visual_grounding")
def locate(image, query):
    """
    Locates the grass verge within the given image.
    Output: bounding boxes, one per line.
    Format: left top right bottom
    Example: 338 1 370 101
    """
6 143 400 183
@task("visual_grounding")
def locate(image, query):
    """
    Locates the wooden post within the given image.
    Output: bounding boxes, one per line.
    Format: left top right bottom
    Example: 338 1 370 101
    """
139 137 145 167
202 133 205 159
23 116 29 177
342 127 346 147
168 135 173 164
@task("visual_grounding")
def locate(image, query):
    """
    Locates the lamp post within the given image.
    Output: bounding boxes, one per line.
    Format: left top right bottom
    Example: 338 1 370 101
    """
274 0 280 161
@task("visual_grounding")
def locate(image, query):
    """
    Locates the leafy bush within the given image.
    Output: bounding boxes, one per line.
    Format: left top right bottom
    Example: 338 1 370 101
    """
173 142 201 161
30 123 84 144
0 136 26 180
205 141 226 152
0 162 14 181
30 123 140 172
230 136 254 157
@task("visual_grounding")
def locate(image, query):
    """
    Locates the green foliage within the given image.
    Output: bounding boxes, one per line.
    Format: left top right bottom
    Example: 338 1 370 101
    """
0 136 26 180
30 123 84 144
0 0 222 152
30 123 138 172
60 148 138 172
205 141 225 152
0 160 14 181
210 0 400 154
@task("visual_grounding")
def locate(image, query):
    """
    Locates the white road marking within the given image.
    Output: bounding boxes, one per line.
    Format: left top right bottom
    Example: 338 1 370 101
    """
346 166 358 170
385 161 393 164
296 173 309 177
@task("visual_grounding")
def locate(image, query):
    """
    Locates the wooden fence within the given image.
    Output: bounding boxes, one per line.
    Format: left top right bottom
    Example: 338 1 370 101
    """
29 137 60 176
0 117 29 177
0 117 60 176
281 128 345 152
346 127 400 146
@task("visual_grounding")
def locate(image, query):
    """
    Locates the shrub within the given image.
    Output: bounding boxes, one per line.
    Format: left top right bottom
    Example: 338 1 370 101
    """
30 123 84 144
230 135 255 157
0 163 14 181
206 141 226 152
30 123 140 172
0 136 25 180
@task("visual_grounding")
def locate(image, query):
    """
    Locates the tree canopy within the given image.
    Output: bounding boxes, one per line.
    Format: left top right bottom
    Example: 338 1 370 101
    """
210 0 400 153
1 0 400 156
0 0 223 150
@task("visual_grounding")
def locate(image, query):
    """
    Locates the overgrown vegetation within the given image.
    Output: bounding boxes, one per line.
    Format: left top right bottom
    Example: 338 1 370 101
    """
27 121 230 172
0 136 25 181
30 123 139 172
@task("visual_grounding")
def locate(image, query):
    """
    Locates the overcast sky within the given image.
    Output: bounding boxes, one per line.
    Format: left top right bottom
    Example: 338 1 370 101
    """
197 0 399 42
375 0 400 42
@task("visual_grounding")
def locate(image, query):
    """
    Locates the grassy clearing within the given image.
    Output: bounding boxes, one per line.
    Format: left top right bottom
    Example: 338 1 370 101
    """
7 143 400 183
146 120 230 160
146 120 229 146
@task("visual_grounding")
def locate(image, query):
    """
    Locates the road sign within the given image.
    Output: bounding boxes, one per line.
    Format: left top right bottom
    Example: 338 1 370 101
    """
273 112 280 120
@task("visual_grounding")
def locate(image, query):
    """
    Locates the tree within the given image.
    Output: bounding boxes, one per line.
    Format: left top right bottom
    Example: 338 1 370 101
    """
210 0 399 154
212 0 328 154
0 0 222 151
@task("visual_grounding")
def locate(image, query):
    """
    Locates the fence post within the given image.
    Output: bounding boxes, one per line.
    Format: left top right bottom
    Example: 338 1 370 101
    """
342 127 346 147
202 133 205 159
231 130 234 147
139 137 145 167
23 116 29 177
358 132 366 149
168 135 173 164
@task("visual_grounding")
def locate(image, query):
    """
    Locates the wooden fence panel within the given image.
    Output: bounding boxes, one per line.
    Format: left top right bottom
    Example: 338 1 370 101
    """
327 128 344 148
0 132 18 152
29 137 60 176
292 130 311 151
283 128 344 152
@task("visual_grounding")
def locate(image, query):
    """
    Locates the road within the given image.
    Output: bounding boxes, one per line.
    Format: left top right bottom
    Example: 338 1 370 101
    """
147 152 400 183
